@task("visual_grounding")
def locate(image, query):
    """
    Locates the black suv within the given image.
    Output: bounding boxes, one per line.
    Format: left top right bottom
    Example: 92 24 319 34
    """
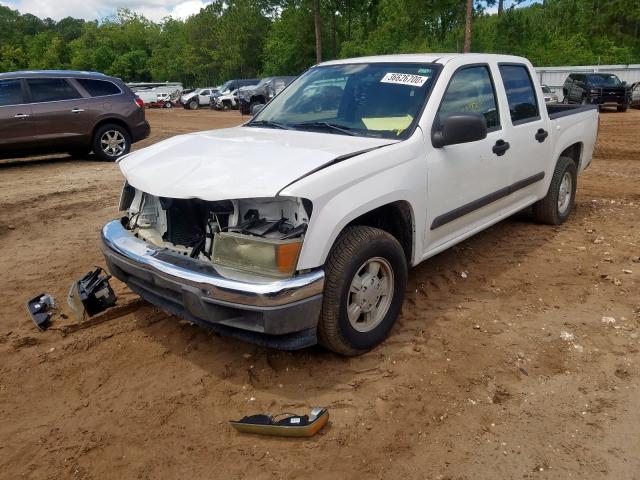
0 70 150 161
562 73 631 112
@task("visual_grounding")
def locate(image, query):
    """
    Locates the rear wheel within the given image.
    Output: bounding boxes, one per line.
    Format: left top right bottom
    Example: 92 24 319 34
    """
617 104 628 112
532 156 577 225
318 226 408 356
92 124 131 162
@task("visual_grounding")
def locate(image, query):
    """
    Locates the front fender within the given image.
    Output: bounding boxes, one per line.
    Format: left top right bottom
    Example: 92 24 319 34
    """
281 130 428 270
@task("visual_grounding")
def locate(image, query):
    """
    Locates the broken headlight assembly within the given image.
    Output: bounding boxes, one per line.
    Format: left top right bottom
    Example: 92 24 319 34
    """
121 188 312 278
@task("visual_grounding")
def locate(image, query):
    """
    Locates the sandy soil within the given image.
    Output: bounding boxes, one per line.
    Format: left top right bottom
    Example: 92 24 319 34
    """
0 108 638 480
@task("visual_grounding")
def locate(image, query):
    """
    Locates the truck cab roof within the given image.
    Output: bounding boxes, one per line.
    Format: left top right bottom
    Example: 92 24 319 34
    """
319 53 531 67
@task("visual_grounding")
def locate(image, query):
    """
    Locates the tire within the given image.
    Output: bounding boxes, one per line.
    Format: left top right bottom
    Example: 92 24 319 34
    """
532 156 577 225
617 104 628 112
188 99 198 110
249 100 263 115
164 101 173 108
318 226 408 356
92 123 131 162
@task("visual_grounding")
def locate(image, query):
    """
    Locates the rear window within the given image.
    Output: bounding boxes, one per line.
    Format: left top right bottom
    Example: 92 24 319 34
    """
0 79 23 106
498 64 539 124
27 78 81 103
76 79 121 97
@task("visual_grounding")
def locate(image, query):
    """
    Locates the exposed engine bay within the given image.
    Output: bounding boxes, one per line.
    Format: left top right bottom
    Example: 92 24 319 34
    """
120 184 311 277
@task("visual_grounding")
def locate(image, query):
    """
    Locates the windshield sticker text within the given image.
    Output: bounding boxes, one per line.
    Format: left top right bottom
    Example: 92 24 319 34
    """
381 73 429 87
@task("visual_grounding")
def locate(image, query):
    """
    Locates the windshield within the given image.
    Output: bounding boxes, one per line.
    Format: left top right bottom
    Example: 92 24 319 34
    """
250 63 439 139
587 74 622 86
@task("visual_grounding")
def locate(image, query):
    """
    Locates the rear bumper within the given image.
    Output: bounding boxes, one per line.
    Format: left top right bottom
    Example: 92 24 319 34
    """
100 220 324 349
131 120 150 143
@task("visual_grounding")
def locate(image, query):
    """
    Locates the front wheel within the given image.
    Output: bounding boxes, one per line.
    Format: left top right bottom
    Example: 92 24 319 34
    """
188 99 198 110
532 156 577 225
318 226 408 356
617 104 628 112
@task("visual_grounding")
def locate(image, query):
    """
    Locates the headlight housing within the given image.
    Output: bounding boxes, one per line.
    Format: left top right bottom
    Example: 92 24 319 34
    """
212 232 303 278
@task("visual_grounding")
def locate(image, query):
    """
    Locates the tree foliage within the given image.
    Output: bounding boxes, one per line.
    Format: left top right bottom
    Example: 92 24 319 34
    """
0 0 638 85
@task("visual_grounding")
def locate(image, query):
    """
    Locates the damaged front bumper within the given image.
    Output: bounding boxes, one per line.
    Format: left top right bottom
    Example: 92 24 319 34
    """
101 220 324 349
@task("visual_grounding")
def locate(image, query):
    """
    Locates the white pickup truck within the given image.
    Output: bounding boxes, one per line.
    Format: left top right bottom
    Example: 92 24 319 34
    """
102 54 599 355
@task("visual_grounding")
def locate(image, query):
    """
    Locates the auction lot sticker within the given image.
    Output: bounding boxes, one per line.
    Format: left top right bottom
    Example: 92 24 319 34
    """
381 72 429 87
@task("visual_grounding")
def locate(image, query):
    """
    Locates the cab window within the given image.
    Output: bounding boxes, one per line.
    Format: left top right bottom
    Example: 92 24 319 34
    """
498 64 539 124
437 65 500 130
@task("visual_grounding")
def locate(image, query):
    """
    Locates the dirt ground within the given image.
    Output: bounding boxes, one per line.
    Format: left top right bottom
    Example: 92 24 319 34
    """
1 107 638 480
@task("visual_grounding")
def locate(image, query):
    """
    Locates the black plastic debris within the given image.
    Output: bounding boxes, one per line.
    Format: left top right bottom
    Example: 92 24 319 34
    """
26 293 56 331
67 267 117 320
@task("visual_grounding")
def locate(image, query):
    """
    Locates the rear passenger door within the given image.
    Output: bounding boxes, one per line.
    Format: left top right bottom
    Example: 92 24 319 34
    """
26 77 88 148
74 78 123 130
0 78 34 152
497 63 552 203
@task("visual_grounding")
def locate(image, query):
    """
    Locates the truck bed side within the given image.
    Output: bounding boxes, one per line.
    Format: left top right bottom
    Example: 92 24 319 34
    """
546 104 599 174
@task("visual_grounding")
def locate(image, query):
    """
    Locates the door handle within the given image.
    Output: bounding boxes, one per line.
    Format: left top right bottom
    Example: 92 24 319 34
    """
14 113 30 119
492 139 510 156
535 128 548 143
71 108 85 113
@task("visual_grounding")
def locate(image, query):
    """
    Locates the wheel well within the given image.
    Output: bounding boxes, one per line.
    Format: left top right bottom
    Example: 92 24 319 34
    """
560 143 582 169
251 95 265 104
92 118 131 143
346 201 414 264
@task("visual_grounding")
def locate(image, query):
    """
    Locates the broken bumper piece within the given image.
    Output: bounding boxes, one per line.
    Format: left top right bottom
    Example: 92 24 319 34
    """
100 220 324 349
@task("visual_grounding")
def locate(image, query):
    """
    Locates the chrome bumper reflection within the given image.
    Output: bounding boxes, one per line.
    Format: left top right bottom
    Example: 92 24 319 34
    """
100 220 324 308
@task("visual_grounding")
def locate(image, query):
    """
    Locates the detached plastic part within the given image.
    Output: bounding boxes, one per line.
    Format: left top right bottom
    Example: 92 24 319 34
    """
26 293 56 331
230 407 329 437
67 267 117 320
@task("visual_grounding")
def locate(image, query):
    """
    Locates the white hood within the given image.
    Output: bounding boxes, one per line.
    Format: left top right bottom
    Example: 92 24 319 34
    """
119 127 395 200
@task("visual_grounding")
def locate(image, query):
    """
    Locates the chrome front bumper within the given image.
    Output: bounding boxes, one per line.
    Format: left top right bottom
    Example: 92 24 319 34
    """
101 220 324 348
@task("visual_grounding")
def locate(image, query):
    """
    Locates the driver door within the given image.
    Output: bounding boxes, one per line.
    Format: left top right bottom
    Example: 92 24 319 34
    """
425 64 513 250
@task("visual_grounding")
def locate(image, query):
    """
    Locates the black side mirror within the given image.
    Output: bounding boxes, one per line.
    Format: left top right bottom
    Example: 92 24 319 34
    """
432 113 488 148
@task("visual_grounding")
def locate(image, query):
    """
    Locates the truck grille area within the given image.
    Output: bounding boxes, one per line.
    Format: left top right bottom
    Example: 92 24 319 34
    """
162 198 204 248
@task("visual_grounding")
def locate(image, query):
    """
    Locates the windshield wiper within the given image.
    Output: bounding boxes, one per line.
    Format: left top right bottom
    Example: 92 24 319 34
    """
292 121 358 136
247 120 290 130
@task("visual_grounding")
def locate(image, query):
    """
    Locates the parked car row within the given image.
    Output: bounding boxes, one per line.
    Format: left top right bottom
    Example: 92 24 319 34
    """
0 70 150 161
177 76 298 114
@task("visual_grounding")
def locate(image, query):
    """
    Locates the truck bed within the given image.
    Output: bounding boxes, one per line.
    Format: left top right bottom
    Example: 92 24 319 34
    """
546 103 598 119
